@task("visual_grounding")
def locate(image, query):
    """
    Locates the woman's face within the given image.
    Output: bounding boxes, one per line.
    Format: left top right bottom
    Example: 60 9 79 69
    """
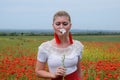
53 16 71 36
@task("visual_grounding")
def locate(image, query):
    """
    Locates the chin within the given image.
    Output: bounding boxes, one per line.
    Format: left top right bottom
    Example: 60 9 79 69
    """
58 33 63 36
56 32 63 36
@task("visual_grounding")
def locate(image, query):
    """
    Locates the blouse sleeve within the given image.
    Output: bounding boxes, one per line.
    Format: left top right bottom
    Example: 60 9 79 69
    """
37 44 48 63
76 41 84 60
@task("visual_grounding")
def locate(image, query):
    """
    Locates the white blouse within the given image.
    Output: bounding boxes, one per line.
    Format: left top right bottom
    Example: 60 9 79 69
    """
37 40 84 75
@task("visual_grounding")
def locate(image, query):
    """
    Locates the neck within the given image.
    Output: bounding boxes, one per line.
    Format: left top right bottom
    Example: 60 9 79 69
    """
58 35 69 44
54 34 70 48
54 32 73 45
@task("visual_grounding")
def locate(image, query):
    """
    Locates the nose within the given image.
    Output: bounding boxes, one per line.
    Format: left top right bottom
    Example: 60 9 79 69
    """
59 24 64 28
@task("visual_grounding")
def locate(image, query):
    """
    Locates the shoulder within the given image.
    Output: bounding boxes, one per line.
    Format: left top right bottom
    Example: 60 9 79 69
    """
73 40 84 48
38 41 50 49
73 40 84 51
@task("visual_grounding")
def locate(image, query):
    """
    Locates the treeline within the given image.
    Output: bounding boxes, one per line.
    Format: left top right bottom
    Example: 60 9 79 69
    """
0 32 53 36
0 32 120 36
73 32 120 36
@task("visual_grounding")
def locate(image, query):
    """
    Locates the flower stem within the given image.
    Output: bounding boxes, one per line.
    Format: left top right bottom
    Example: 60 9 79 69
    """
62 54 65 80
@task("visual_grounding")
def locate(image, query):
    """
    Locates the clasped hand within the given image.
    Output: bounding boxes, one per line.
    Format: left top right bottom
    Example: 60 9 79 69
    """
53 66 66 78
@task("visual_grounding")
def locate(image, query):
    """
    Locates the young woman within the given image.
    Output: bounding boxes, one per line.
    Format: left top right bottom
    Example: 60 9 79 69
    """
35 10 84 80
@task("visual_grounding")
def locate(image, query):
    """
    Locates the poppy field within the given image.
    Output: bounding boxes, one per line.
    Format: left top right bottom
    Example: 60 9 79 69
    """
0 35 120 80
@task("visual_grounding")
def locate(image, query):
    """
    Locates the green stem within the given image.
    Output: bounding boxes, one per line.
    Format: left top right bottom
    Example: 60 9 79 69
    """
62 54 65 80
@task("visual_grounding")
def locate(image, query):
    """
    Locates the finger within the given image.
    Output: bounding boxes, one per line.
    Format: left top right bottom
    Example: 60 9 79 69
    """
58 66 66 71
60 69 66 73
59 70 66 75
58 67 66 73
59 66 66 69
57 72 64 76
55 66 66 76
55 70 65 76
56 71 62 76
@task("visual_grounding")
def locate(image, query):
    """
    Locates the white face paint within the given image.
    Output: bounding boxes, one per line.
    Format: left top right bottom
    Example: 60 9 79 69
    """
59 29 66 34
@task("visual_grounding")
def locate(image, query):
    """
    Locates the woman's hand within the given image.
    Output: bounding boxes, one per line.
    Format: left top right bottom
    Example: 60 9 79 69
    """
52 66 66 78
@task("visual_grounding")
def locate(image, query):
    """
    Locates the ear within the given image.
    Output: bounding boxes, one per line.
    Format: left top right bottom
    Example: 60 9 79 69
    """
68 23 72 31
52 23 55 30
52 23 54 27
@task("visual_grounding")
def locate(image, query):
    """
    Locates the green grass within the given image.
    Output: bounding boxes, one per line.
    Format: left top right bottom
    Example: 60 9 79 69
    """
73 35 120 42
0 35 119 52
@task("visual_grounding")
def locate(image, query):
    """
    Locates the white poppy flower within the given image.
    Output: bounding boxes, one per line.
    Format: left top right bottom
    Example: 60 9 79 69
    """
59 29 66 34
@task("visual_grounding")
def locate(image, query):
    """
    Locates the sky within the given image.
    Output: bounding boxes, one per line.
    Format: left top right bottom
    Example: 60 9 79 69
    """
0 0 120 30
